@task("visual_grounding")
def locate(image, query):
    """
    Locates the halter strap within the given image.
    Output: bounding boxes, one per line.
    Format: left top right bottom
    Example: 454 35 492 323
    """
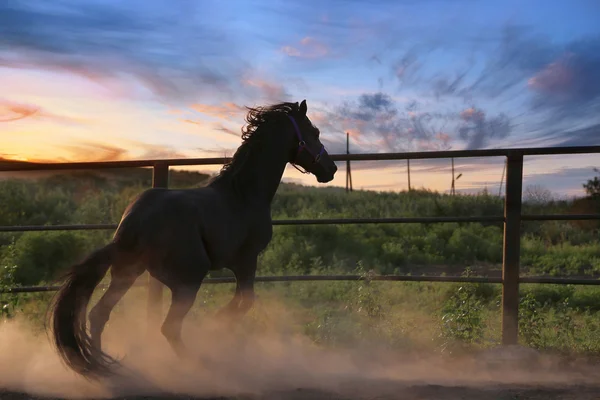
287 115 325 167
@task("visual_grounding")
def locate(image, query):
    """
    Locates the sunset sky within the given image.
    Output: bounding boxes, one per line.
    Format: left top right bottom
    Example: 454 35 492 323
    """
1 0 599 197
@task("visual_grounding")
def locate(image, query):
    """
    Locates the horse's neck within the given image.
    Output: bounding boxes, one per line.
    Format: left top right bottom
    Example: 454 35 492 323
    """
224 135 289 207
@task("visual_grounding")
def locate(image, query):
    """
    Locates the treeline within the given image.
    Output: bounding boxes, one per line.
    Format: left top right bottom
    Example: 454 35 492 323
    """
0 168 599 287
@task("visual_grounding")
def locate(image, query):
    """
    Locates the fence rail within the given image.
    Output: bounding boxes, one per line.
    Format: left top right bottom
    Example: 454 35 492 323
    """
4 275 600 295
2 214 600 233
2 145 600 172
1 145 600 346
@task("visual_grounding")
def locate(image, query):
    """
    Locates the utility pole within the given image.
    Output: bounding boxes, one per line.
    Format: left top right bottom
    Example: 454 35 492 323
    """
407 159 411 192
451 158 455 196
345 132 353 193
450 158 462 196
499 159 506 197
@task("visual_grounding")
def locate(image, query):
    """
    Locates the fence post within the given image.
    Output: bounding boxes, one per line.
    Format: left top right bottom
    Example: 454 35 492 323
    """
501 152 523 345
147 162 169 331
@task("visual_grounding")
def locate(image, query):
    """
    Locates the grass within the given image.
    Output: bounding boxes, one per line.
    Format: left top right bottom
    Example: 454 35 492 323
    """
0 170 599 359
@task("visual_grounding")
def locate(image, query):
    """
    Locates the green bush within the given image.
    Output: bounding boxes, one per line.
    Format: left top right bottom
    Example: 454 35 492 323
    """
0 170 599 356
0 231 88 285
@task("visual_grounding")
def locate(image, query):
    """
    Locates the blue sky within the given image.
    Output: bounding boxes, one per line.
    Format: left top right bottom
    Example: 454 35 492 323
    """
1 0 599 196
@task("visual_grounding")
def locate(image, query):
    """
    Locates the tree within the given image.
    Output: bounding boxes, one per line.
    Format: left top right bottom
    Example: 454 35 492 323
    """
583 168 600 198
523 184 554 205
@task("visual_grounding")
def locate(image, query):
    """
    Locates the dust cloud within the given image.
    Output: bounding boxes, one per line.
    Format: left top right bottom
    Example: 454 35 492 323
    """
0 289 598 399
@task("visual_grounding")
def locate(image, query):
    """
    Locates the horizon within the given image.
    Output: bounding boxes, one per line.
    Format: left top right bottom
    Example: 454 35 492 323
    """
0 153 593 202
1 0 599 197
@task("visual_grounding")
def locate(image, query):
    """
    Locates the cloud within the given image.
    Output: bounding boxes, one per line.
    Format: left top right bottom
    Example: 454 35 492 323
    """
189 103 247 121
0 99 39 122
0 1 308 106
0 99 85 125
312 92 513 154
53 140 189 163
241 77 291 103
386 25 600 122
136 143 190 160
533 123 600 148
458 107 511 149
482 29 600 120
58 142 129 163
365 23 600 150
527 41 600 119
213 124 241 138
0 1 246 103
521 165 599 197
459 26 558 101
528 54 575 96
315 93 453 153
182 119 241 140
281 37 329 59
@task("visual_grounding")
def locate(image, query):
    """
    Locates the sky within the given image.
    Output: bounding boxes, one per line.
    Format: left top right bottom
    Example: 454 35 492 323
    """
1 0 600 197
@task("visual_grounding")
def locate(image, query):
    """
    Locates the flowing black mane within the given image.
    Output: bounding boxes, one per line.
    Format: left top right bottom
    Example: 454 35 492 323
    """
218 102 299 176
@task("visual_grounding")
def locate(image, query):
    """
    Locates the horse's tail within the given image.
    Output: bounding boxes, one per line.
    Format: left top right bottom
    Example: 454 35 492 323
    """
50 242 118 378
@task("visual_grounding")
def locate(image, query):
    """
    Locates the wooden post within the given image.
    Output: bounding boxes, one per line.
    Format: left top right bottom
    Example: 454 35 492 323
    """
148 162 169 330
501 152 523 345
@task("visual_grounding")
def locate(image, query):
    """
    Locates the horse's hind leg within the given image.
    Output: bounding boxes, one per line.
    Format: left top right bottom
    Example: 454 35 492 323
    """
89 260 144 351
161 284 202 359
158 244 208 359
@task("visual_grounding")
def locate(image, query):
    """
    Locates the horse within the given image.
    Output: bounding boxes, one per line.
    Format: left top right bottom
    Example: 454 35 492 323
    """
48 99 338 379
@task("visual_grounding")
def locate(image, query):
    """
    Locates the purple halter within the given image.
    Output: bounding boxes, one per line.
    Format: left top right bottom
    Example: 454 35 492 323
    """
287 115 325 173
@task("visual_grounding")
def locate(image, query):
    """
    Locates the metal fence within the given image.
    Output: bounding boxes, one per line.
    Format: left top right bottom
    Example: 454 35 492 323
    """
1 145 600 346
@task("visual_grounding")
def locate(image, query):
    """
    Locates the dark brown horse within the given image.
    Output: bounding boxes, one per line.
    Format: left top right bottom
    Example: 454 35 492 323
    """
48 100 337 379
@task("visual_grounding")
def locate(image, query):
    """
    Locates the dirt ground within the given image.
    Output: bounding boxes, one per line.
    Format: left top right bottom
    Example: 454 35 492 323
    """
2 382 600 400
2 303 600 400
2 347 600 400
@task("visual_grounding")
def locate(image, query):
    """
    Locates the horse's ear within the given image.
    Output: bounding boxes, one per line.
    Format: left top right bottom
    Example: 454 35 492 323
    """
299 99 307 115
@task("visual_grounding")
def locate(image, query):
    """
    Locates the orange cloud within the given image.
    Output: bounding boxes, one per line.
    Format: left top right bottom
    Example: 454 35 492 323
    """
0 99 39 122
0 99 88 125
528 53 575 95
51 140 190 163
213 124 240 138
182 119 241 140
136 142 190 160
459 107 485 122
189 102 246 120
242 78 289 102
57 142 129 162
281 37 329 59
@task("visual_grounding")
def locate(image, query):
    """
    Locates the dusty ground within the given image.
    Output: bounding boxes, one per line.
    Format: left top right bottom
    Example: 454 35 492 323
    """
2 382 600 400
2 342 599 400
1 300 599 400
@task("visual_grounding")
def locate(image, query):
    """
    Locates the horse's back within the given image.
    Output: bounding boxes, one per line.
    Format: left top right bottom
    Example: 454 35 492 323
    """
112 185 270 269
113 187 208 250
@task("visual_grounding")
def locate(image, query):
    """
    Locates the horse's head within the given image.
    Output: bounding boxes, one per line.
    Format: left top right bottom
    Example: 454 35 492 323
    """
287 100 337 183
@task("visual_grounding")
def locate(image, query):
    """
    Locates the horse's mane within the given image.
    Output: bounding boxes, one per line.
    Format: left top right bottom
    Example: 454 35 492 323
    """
217 102 298 176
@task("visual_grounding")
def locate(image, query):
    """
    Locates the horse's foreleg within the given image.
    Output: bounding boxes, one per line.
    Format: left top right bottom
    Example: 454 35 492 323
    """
215 257 257 320
214 286 243 319
236 271 256 316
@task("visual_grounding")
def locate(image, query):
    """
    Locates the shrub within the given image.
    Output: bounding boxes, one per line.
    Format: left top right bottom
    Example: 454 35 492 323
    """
0 231 88 285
